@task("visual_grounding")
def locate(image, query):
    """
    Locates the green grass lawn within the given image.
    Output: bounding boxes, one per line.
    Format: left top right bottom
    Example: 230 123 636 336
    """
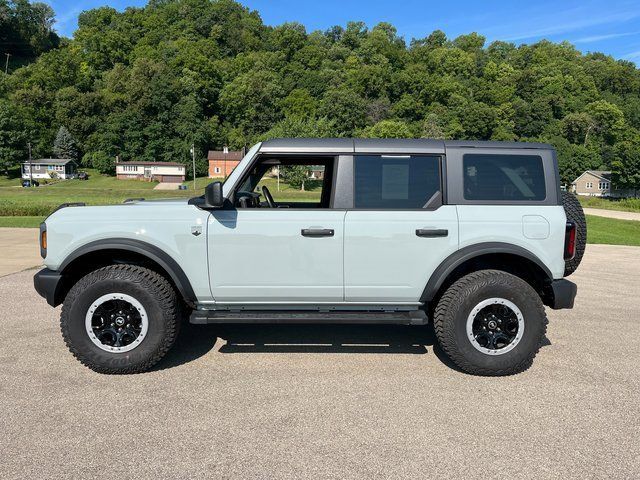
0 171 322 217
585 215 640 246
578 195 640 213
0 216 45 227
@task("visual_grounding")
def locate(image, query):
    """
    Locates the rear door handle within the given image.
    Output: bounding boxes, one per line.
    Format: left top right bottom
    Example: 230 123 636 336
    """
416 228 448 238
301 228 334 237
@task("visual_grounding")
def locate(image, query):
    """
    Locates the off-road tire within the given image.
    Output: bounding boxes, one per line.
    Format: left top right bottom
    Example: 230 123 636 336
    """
433 270 547 376
562 191 586 276
60 264 181 374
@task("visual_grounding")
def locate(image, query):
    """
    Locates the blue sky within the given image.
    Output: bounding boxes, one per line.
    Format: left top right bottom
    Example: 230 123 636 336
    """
44 0 640 63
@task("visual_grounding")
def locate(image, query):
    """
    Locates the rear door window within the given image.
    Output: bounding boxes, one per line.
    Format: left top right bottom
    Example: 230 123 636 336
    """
354 155 440 209
463 154 546 201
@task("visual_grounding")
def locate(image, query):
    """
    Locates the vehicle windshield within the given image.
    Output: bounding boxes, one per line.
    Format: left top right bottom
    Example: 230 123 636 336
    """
221 142 261 197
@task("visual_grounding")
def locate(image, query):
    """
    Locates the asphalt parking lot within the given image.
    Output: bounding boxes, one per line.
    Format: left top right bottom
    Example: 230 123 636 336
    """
1 244 639 479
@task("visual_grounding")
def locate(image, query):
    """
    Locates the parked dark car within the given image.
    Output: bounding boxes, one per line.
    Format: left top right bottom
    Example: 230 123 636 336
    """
77 172 89 180
22 179 39 187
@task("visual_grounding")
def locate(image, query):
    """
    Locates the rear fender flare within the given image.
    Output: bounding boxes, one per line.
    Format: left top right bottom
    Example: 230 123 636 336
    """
420 242 553 302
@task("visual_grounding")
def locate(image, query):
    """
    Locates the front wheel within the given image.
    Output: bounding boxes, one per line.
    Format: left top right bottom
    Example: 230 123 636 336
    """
433 270 547 376
60 265 181 374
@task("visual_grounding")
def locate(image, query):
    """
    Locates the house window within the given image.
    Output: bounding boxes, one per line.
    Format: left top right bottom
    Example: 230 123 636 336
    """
214 167 221 174
586 182 593 189
123 165 138 172
599 182 609 190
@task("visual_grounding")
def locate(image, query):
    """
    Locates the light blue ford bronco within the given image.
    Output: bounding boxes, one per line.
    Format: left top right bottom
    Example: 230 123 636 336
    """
34 139 585 375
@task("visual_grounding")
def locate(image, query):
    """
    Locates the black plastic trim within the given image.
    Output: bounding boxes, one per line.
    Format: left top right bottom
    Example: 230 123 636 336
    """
301 228 334 237
59 238 197 305
33 268 64 307
549 279 577 310
420 242 554 302
416 228 448 238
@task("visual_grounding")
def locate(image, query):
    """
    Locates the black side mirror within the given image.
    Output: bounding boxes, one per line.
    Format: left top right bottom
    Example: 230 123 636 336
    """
205 181 224 208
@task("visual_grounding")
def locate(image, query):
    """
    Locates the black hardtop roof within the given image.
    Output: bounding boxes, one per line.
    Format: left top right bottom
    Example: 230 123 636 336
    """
259 138 553 154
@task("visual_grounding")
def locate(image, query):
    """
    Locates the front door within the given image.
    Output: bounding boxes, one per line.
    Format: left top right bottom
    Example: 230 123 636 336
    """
344 154 459 303
207 155 344 304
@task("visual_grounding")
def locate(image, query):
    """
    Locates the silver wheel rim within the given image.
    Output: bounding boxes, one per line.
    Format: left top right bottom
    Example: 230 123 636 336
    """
466 298 524 356
85 293 148 353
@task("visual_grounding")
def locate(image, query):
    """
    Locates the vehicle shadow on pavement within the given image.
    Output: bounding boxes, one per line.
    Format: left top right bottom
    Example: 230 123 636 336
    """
152 323 219 371
216 324 433 355
153 323 552 372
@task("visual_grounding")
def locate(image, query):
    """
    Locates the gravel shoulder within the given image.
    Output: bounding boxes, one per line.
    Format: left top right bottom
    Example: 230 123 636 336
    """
0 244 639 479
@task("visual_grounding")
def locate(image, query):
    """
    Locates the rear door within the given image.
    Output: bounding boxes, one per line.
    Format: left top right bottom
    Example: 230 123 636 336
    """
344 152 459 302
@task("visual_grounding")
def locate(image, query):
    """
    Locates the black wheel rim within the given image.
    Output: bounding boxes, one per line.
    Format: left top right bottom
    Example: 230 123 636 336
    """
467 298 524 355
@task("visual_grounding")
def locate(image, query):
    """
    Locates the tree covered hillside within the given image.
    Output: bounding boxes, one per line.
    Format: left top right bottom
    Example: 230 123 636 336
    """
1 0 639 186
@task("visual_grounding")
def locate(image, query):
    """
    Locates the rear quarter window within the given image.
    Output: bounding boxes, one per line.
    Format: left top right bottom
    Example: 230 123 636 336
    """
463 154 546 201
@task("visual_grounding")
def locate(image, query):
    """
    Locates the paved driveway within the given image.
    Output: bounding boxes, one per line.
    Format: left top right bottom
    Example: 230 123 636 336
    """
0 228 41 276
584 207 640 221
1 244 639 479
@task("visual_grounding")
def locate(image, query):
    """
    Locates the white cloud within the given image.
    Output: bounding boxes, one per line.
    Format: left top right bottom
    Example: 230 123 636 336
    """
480 3 640 42
574 31 640 43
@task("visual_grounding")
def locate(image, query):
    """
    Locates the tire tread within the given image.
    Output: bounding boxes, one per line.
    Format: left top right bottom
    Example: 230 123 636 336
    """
60 264 180 374
433 270 548 376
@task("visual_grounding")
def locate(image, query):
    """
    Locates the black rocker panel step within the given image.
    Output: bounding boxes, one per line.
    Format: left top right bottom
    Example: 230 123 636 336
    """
190 309 428 325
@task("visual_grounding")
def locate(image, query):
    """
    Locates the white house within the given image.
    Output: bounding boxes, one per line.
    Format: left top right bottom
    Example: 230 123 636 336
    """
22 159 77 180
116 161 186 183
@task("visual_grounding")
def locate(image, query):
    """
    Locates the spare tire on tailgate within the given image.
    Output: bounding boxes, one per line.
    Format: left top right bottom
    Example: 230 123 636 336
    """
562 192 586 276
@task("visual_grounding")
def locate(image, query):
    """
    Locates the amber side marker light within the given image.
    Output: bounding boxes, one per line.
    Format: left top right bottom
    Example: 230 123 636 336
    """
39 223 47 258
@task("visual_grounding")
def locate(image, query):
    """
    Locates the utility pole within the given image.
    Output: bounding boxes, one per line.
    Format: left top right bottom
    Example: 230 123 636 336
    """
4 53 10 74
190 144 196 190
28 142 33 185
223 145 228 178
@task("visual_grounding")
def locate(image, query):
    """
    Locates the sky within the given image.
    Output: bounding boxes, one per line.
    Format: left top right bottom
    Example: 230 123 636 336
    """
43 0 640 63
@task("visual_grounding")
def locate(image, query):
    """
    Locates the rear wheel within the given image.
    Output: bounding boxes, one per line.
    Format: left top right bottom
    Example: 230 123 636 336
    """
562 191 586 276
434 270 547 376
60 264 181 374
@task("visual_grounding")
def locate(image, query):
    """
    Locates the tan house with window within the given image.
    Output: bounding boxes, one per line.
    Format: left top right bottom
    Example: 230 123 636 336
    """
571 170 611 196
571 170 636 198
116 161 186 183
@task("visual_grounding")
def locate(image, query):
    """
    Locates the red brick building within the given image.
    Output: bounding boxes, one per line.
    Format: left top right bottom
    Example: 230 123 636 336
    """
208 148 245 178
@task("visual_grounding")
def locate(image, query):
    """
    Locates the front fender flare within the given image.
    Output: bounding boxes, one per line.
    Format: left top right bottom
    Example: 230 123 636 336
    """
59 238 197 306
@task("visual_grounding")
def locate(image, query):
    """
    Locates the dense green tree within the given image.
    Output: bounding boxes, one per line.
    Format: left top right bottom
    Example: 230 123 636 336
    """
611 139 640 194
280 164 310 190
359 120 413 138
1 0 639 188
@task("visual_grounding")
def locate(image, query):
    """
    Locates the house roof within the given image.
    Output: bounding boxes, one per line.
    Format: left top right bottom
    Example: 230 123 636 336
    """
572 170 612 184
116 161 185 167
22 158 76 165
208 150 244 161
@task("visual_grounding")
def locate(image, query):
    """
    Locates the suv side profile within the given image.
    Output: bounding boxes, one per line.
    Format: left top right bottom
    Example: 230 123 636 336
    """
34 139 585 376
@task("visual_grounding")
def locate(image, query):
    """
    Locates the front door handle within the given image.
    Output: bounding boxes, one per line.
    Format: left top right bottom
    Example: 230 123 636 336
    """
301 228 334 237
416 228 448 238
